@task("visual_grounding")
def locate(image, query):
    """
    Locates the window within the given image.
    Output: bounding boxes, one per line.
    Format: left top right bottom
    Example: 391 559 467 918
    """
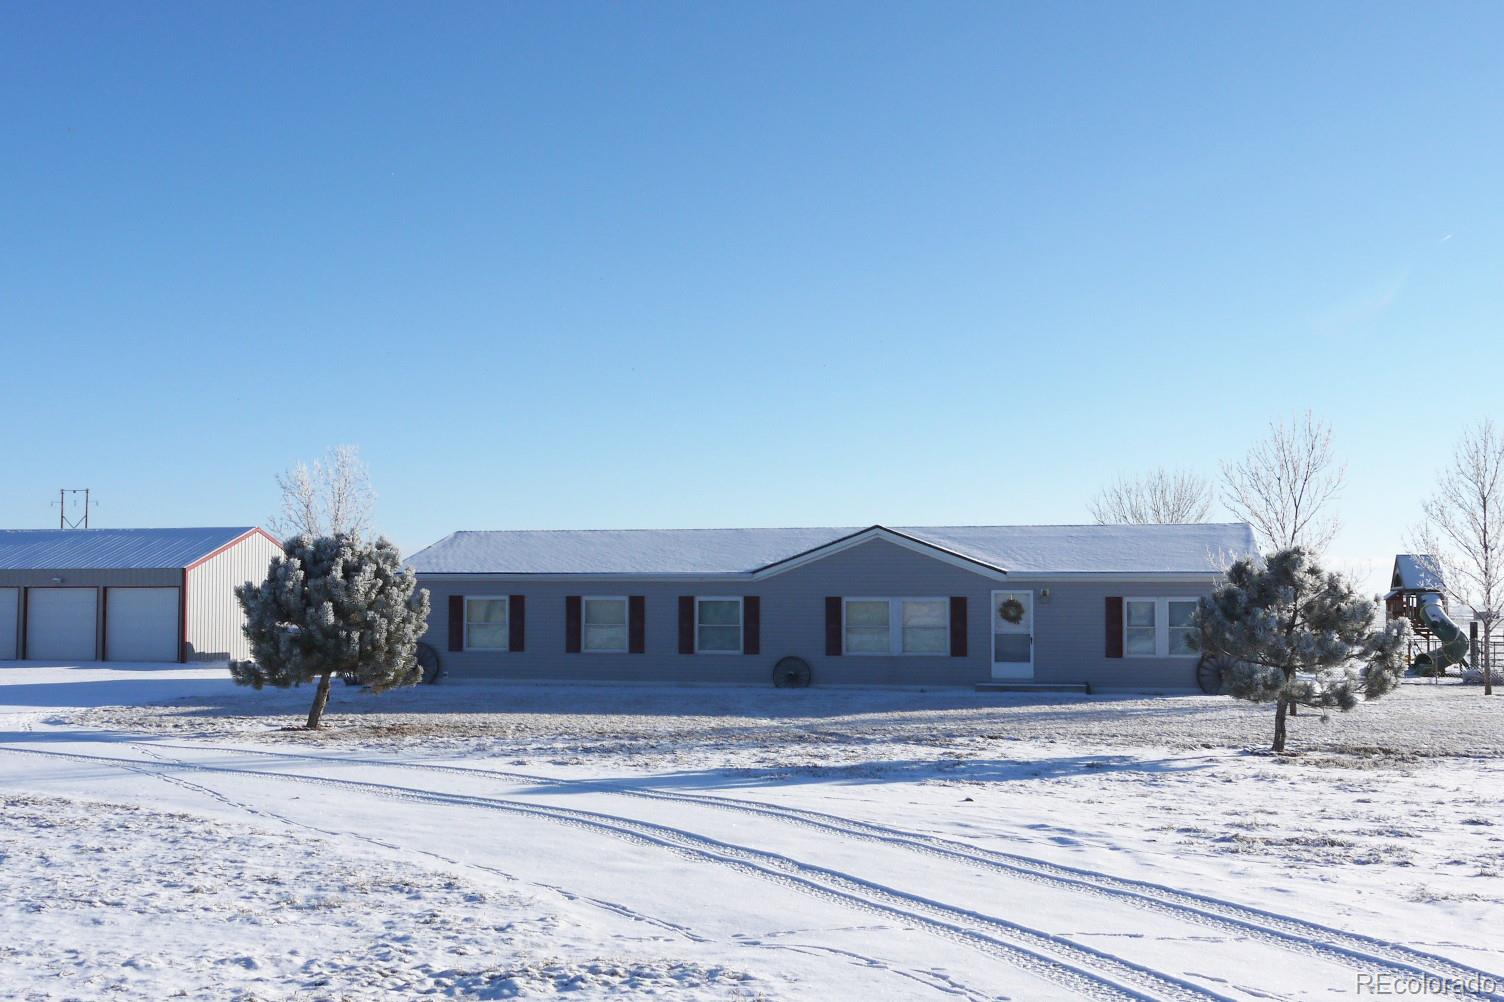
583 597 628 652
845 598 950 655
1124 597 1199 657
1125 600 1157 656
845 600 890 653
465 597 508 650
696 598 742 653
1167 600 1198 656
901 599 949 653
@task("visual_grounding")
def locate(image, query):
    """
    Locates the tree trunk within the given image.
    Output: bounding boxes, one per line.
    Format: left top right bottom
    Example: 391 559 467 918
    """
1272 694 1289 753
306 672 334 729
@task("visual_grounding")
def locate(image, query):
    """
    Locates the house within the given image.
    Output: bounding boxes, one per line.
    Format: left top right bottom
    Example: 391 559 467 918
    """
407 522 1256 690
0 527 282 663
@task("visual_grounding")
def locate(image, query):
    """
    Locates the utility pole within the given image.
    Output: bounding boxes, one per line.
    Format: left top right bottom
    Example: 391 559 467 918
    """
53 489 96 529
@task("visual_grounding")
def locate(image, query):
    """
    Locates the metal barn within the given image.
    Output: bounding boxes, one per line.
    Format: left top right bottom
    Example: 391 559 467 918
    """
0 527 282 663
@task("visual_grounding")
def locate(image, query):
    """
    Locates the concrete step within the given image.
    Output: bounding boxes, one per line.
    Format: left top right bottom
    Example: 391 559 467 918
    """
975 681 1092 694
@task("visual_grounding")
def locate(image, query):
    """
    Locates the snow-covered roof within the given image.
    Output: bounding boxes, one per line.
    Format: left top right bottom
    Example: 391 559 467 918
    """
892 524 1255 575
0 527 260 570
1391 554 1445 593
407 523 1256 577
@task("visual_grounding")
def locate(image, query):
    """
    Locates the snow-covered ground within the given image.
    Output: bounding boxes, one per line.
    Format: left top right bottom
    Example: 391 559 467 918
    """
2 664 1502 1001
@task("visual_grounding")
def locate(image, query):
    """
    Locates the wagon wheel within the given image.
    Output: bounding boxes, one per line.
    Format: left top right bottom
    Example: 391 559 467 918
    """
342 642 441 686
772 656 812 688
415 642 442 684
1195 654 1228 695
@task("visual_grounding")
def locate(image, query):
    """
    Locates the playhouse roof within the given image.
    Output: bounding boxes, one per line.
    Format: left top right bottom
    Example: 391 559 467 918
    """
1390 554 1445 593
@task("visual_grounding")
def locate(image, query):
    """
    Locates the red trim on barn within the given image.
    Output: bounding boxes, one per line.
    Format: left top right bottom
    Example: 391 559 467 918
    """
183 527 281 573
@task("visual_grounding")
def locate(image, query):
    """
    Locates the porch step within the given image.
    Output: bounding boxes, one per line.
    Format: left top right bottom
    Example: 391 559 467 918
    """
975 681 1092 694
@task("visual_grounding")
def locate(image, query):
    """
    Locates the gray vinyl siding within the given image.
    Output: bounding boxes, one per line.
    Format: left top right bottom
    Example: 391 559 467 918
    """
1021 578 1211 692
418 537 1216 691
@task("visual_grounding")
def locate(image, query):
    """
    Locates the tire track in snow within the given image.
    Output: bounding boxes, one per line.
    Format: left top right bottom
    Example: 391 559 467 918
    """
149 740 1504 998
123 744 717 952
9 743 1023 1002
0 743 1225 1002
4 742 979 1002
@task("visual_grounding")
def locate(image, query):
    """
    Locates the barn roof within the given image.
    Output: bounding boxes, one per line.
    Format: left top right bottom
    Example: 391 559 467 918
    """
407 523 1256 577
0 527 262 570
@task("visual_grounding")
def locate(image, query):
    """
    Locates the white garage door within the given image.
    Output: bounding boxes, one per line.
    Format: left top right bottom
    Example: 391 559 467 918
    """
106 588 180 663
26 588 98 661
0 588 18 660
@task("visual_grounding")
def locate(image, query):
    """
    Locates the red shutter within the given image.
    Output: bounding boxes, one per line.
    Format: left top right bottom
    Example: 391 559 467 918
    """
1105 596 1124 659
565 596 581 653
629 596 646 654
743 596 760 655
825 597 842 656
678 596 694 653
949 596 967 657
509 595 525 652
448 595 464 652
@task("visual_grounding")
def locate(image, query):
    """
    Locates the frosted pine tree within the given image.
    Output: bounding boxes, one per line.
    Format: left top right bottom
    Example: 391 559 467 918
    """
231 534 431 729
1192 548 1410 752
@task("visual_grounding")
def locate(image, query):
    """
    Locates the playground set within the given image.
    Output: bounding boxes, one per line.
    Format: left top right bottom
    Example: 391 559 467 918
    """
1384 554 1477 675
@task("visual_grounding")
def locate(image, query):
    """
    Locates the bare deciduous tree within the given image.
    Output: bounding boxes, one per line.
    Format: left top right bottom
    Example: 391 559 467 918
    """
1090 468 1212 525
1412 419 1504 695
271 445 375 539
1221 412 1346 554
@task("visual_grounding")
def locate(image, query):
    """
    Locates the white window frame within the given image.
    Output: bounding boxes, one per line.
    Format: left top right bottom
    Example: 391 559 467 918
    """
464 595 509 652
1165 597 1200 658
1123 596 1199 658
694 596 743 654
842 597 950 656
581 595 629 654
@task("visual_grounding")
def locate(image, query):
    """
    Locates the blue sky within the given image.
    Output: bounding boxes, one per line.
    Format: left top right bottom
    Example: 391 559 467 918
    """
2 2 1500 589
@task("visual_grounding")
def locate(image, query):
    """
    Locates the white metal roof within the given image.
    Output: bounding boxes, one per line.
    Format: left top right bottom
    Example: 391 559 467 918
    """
0 527 260 571
407 523 1256 577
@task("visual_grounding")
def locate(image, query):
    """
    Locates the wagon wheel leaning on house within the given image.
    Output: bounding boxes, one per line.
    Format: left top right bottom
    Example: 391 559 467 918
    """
772 656 813 688
414 641 442 684
1194 653 1236 695
342 642 442 687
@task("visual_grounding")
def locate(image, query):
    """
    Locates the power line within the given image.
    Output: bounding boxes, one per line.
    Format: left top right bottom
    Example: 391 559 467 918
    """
52 488 97 529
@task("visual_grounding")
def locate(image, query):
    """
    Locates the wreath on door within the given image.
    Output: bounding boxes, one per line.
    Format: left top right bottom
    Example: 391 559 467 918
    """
998 597 1026 624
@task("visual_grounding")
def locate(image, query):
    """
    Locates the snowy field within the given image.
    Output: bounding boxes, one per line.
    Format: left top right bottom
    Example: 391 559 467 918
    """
2 665 1502 1001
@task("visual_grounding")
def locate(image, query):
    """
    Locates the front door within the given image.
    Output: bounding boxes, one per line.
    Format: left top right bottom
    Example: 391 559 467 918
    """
991 590 1034 679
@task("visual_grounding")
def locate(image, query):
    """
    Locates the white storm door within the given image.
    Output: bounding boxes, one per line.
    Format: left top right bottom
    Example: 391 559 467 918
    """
991 590 1034 679
106 588 181 663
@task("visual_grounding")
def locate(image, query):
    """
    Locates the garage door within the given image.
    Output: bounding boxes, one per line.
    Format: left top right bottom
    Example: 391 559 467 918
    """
0 588 17 660
105 588 180 663
26 588 98 661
